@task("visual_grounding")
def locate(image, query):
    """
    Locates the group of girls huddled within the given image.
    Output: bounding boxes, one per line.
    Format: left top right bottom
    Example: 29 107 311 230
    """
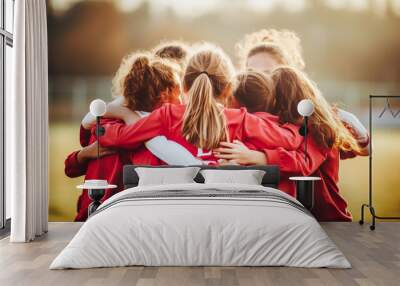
65 29 369 222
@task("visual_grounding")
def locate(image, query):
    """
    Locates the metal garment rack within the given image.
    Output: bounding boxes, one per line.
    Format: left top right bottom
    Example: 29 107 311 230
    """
359 95 400 230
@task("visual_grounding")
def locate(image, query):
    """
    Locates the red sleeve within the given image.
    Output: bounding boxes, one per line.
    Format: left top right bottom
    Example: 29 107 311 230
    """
98 107 165 149
64 150 87 178
240 112 303 151
80 125 91 147
263 137 329 176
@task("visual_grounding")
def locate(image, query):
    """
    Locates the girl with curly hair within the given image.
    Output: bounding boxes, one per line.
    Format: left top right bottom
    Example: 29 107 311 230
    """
65 52 198 221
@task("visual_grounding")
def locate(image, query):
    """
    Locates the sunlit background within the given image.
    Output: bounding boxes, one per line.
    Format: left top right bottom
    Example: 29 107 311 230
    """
48 0 400 221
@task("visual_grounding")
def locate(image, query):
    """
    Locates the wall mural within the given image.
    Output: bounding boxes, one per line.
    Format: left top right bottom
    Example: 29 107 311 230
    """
47 0 400 222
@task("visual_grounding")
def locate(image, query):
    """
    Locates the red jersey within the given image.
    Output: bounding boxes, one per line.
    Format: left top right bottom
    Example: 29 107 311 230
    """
65 120 163 221
263 138 351 221
253 112 370 221
256 111 351 221
98 104 303 159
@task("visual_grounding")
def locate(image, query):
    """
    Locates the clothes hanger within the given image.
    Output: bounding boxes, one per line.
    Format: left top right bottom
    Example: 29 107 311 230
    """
378 98 400 118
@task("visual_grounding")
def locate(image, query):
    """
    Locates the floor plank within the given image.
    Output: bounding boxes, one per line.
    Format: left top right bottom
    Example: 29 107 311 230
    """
0 222 399 286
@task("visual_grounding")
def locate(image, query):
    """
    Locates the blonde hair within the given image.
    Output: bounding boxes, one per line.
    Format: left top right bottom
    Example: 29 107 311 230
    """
236 29 305 70
112 51 180 111
233 70 274 113
272 66 360 152
182 43 235 150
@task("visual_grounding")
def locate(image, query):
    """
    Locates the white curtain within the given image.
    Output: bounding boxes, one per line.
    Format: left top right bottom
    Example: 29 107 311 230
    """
8 0 49 242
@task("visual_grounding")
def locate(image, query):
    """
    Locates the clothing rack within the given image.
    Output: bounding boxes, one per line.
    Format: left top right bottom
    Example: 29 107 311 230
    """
359 95 400 230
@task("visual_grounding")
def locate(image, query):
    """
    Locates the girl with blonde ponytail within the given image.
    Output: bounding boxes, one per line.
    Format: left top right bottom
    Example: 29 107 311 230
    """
181 46 233 150
182 72 228 149
98 43 304 164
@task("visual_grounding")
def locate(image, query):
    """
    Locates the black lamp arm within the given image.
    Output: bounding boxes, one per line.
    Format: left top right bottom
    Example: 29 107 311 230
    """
95 116 105 138
304 116 308 162
95 116 106 175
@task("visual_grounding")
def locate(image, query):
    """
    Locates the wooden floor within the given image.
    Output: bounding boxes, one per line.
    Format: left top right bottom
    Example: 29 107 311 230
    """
0 222 399 286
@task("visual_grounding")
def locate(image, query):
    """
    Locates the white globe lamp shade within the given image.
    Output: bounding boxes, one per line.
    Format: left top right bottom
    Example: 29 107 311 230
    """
90 99 107 117
297 99 314 117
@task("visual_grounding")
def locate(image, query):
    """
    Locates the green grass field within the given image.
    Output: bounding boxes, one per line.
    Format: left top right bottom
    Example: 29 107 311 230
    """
49 123 400 222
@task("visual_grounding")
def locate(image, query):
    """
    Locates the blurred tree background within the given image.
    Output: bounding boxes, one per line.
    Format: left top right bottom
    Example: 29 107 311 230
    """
47 0 400 221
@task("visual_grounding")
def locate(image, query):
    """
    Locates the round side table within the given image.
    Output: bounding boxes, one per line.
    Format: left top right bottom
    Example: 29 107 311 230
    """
77 181 117 216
